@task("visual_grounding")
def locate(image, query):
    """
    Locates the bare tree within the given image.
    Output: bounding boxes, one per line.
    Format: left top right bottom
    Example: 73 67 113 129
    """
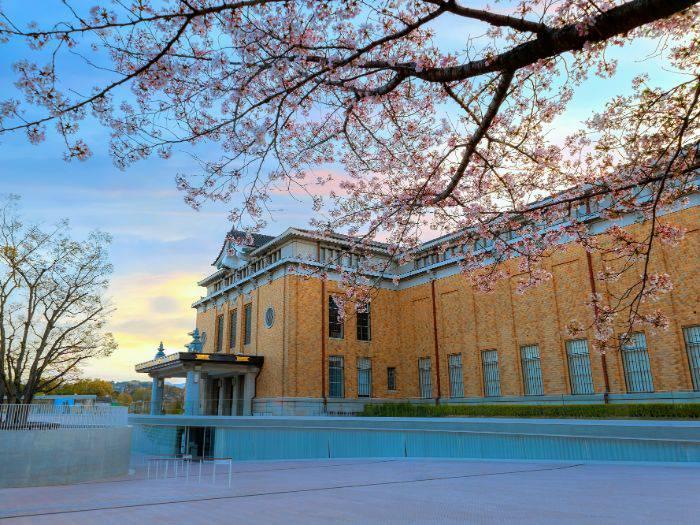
0 196 116 405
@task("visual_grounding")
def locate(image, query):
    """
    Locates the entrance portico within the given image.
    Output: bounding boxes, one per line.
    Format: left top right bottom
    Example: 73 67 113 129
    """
136 351 263 416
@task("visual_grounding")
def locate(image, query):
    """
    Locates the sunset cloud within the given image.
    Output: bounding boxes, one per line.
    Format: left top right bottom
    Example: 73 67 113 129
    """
82 272 202 381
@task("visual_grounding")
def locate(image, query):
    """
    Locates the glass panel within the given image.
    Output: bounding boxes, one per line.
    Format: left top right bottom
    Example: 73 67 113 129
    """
328 296 344 339
356 304 371 341
228 310 237 349
566 339 594 395
481 350 501 397
684 326 700 391
621 332 654 393
329 356 344 398
357 357 371 397
419 357 432 399
387 367 396 391
448 354 464 398
265 307 275 328
215 315 224 353
520 344 544 395
243 304 252 345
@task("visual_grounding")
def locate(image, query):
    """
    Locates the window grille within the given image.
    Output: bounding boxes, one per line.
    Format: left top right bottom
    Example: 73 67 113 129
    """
481 349 500 397
621 332 654 393
474 238 494 252
566 339 594 395
448 354 464 398
387 367 397 391
520 344 544 395
228 309 237 349
418 357 432 399
264 307 275 328
683 326 700 391
243 303 252 345
321 247 347 266
215 314 224 353
329 356 344 398
356 304 371 341
357 357 372 397
328 296 344 339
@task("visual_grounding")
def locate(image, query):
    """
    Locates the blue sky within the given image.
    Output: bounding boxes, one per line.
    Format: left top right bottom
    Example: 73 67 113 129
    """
0 2 683 380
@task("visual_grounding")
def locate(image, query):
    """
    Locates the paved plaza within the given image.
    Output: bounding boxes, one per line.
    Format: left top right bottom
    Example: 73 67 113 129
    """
0 458 698 524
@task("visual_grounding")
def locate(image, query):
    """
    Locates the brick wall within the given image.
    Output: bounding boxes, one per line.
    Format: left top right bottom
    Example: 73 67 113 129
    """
196 206 700 401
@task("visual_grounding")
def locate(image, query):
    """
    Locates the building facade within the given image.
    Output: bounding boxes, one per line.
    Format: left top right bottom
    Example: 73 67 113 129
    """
137 194 700 415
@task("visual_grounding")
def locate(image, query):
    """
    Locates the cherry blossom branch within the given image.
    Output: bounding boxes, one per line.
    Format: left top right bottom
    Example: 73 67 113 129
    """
363 0 698 82
431 70 515 203
423 0 551 33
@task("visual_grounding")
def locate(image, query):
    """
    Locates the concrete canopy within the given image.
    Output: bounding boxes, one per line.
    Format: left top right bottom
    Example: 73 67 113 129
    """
135 352 263 379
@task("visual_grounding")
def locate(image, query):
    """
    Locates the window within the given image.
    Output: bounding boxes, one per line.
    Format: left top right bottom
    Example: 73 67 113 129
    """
320 247 344 266
264 307 275 328
575 201 589 219
684 326 700 391
499 230 516 243
228 309 237 349
243 303 252 345
328 296 344 339
448 354 464 398
418 357 432 399
481 350 500 397
474 238 494 252
387 367 397 391
566 339 594 395
356 304 371 341
329 356 344 398
215 314 224 353
520 344 544 395
621 332 654 393
357 357 372 397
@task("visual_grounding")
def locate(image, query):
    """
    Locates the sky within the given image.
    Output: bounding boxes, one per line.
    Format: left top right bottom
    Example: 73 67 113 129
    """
0 1 684 381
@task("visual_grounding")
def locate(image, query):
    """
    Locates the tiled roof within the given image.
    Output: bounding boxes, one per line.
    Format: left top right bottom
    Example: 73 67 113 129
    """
212 229 276 265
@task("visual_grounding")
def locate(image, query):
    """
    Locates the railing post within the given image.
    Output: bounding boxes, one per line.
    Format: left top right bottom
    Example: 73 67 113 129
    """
0 404 127 430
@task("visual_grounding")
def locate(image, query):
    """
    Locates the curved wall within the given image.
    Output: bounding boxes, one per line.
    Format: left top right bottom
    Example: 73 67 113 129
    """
130 416 700 464
0 427 132 488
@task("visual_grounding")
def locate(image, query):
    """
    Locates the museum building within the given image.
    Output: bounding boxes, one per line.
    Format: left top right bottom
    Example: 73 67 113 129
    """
136 191 700 415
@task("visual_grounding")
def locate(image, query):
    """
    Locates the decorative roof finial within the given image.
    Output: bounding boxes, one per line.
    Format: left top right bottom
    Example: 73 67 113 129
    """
155 341 166 359
186 328 203 353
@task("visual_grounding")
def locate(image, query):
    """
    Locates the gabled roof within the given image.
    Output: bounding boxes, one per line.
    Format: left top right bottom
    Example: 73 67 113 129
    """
245 227 391 258
212 229 276 266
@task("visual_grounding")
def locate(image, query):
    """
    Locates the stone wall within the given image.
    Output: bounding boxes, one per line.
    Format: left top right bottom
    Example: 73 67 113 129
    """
0 427 132 488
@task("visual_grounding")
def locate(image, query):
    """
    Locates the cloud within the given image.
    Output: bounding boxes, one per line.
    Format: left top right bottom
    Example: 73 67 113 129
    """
81 271 201 381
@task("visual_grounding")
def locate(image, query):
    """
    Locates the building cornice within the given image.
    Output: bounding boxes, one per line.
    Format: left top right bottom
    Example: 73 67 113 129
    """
193 190 699 310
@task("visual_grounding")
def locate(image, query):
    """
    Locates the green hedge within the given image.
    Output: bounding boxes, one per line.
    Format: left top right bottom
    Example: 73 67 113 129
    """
360 402 700 419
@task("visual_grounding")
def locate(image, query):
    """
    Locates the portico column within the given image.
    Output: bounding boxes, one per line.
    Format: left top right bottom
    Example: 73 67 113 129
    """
184 370 201 415
220 378 232 416
217 378 226 416
200 372 210 415
230 376 240 415
150 377 164 415
242 372 256 416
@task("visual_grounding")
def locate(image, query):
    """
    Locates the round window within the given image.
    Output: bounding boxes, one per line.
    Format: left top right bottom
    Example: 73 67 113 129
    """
264 307 275 328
